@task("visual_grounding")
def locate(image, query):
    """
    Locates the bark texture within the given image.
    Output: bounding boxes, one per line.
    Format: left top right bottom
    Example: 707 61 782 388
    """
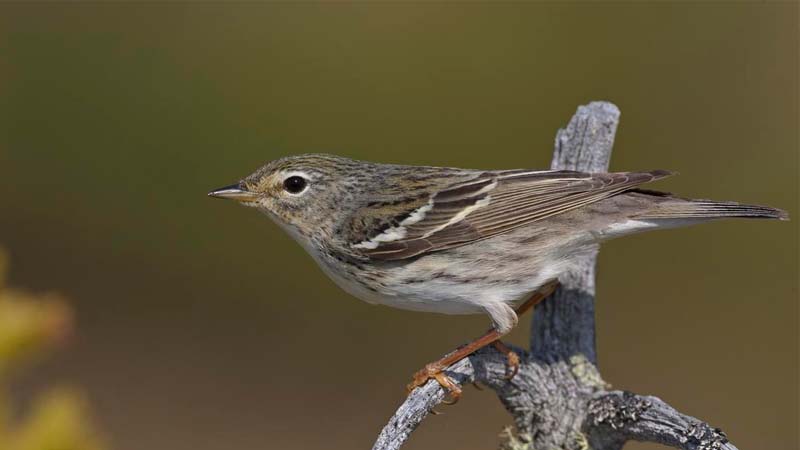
372 102 738 450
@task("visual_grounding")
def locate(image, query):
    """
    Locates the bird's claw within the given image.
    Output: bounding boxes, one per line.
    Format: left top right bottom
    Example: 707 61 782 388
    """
504 349 520 379
406 363 463 405
491 341 521 380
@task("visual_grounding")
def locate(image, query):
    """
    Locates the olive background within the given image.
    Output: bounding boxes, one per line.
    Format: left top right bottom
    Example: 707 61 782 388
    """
0 3 797 450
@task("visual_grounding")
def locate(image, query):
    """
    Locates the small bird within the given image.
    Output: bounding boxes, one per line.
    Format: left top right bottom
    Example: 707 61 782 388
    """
209 153 787 401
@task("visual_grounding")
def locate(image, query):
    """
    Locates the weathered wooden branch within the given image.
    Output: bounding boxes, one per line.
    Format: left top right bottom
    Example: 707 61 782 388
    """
372 102 738 450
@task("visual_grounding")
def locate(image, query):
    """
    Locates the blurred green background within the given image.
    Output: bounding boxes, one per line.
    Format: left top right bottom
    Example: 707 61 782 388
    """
0 3 797 450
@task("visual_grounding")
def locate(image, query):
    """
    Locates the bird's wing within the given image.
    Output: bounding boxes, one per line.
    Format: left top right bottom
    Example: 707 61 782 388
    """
350 169 673 261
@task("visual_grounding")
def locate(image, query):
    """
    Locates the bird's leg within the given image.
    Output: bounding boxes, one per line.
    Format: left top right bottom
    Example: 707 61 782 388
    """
490 279 559 380
406 280 559 404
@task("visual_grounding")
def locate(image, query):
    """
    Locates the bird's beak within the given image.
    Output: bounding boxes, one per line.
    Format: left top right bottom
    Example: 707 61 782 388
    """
207 183 259 202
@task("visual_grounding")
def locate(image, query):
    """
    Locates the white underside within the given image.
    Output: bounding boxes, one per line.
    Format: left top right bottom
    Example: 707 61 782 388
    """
320 243 573 316
371 260 568 315
273 214 672 318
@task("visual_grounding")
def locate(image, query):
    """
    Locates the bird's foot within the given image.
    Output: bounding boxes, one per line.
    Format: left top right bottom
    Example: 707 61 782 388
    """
491 340 520 379
407 362 463 405
403 282 558 407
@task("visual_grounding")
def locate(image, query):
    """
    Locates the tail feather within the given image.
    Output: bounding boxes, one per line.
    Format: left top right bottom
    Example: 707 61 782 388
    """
635 198 789 221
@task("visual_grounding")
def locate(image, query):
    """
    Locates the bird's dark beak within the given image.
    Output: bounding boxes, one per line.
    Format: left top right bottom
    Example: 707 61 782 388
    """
207 183 259 202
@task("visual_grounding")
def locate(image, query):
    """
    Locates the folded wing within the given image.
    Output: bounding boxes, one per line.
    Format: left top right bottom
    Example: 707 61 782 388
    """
353 169 673 260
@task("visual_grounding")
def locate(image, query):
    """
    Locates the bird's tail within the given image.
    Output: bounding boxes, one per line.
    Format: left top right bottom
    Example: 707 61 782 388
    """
632 191 788 222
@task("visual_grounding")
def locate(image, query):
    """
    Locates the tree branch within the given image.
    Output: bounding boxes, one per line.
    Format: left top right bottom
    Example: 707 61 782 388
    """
371 358 474 450
371 347 514 450
531 101 619 364
371 102 738 450
586 391 739 450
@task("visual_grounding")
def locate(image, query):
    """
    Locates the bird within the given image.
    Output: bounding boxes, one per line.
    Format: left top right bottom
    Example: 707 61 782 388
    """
208 153 787 402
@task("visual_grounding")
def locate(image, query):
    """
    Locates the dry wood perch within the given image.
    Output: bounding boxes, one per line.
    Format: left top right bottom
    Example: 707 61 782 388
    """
372 102 738 450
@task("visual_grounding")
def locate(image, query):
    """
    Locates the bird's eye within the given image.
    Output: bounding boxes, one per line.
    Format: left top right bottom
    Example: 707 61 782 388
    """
283 176 308 194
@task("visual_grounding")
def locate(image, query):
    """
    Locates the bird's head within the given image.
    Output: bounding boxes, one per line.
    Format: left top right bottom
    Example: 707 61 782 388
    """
208 154 366 243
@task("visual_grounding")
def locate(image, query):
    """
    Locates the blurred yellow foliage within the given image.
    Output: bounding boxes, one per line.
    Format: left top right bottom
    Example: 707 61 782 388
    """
0 249 107 450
